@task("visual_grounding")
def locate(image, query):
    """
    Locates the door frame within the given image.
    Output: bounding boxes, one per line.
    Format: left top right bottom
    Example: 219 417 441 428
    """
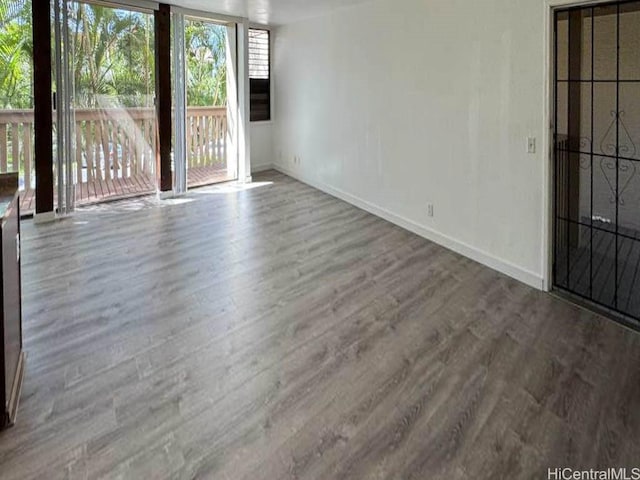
170 9 242 194
542 0 618 291
167 5 251 196
53 0 76 216
36 0 162 220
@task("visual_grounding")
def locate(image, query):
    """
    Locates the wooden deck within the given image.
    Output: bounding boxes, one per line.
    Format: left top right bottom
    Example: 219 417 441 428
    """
187 165 235 188
19 166 235 215
19 174 155 215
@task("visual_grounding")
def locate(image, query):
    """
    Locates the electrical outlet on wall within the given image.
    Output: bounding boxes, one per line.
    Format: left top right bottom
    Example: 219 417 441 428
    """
427 204 434 218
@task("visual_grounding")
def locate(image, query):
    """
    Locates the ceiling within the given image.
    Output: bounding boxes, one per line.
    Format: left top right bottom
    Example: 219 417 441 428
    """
168 0 372 26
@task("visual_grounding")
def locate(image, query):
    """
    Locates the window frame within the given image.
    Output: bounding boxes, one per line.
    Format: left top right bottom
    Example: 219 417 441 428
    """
248 27 272 123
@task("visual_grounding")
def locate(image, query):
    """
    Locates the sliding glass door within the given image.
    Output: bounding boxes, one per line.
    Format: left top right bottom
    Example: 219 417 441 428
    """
53 0 74 214
173 12 237 193
0 1 34 214
6 2 242 216
53 0 157 213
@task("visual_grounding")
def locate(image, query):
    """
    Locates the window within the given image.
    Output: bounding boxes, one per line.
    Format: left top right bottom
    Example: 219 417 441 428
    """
249 28 270 121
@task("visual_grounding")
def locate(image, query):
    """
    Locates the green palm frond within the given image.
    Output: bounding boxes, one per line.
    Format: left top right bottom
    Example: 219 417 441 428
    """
0 2 227 109
0 0 27 25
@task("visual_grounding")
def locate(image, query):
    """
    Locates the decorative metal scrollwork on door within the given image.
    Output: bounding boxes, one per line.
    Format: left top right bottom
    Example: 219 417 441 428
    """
571 111 638 206
553 1 640 327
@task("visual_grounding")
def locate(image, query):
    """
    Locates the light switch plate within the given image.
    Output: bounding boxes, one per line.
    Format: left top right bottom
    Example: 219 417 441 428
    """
527 137 536 154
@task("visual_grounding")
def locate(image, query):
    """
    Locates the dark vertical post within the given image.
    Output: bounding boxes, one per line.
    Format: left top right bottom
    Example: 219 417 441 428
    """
33 1 54 214
567 11 583 254
590 7 595 299
154 4 172 192
615 4 620 309
553 11 559 288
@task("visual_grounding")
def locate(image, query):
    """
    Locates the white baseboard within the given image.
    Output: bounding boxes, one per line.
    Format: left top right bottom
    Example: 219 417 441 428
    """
33 211 57 224
251 163 275 174
273 164 544 290
157 190 181 200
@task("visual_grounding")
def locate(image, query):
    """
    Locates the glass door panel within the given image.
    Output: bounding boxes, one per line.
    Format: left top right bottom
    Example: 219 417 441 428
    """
0 1 34 215
53 0 75 214
554 2 640 328
184 17 236 188
56 0 157 209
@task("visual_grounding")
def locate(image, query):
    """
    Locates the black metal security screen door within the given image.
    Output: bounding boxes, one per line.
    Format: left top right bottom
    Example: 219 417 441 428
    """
554 1 640 327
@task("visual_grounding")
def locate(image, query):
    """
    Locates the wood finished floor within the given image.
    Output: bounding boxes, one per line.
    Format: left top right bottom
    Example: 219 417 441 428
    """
1 170 639 479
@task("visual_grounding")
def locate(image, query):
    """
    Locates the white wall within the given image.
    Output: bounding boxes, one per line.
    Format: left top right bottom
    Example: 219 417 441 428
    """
251 123 274 172
272 0 552 289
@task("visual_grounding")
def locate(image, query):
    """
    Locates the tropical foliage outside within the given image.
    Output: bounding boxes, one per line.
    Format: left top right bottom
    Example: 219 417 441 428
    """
0 0 33 109
0 0 228 110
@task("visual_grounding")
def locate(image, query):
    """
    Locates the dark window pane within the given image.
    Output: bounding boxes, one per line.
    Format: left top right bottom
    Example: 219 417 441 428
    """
619 2 640 81
555 219 569 289
591 230 617 308
617 158 640 235
619 83 640 161
557 11 569 81
568 224 592 298
593 5 617 81
592 156 617 233
618 237 640 318
593 82 617 157
249 29 270 121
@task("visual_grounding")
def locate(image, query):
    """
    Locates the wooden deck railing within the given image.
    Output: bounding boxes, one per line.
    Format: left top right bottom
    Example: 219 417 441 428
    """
0 105 228 192
0 109 34 190
187 106 228 172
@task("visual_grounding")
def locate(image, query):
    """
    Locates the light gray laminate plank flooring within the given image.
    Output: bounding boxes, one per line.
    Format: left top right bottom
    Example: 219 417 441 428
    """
0 170 639 479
